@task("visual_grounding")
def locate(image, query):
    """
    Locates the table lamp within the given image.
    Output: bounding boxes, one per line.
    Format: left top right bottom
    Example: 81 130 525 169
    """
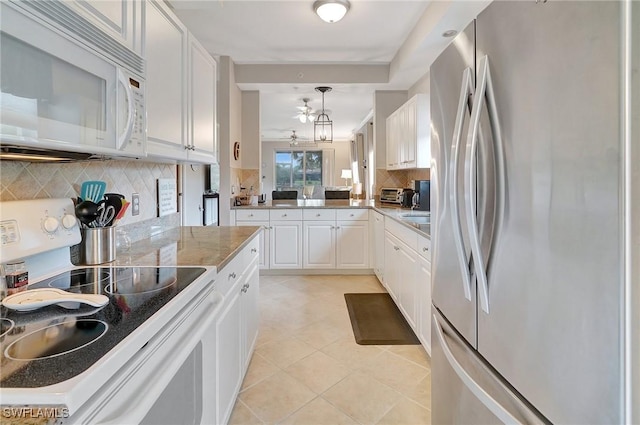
341 169 352 187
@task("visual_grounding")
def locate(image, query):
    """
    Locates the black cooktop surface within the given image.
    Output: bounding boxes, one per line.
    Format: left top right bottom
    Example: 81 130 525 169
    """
0 266 206 388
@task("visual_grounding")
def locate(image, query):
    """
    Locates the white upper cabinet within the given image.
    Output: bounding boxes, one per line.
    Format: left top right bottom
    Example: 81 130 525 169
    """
145 0 188 160
65 0 144 56
145 1 217 164
386 94 430 169
187 35 218 163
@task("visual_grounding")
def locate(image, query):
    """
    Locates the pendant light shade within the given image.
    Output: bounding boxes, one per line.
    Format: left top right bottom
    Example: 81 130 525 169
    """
313 0 350 24
314 86 333 142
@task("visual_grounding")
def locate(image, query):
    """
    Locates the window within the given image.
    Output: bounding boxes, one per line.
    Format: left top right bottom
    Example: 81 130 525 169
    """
275 150 323 189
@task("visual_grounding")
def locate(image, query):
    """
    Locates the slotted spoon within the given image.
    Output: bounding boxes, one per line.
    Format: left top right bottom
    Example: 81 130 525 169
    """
81 181 107 203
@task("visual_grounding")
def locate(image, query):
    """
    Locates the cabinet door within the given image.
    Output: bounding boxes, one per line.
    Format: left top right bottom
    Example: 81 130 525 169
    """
270 221 302 268
145 0 188 158
67 0 143 55
397 243 418 329
241 261 260 370
303 221 336 268
404 97 417 168
386 112 398 169
372 212 385 281
384 232 399 299
336 221 369 269
417 255 432 355
188 35 217 163
215 287 242 425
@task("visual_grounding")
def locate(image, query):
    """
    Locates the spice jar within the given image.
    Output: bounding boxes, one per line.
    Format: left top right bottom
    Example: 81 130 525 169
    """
4 261 28 296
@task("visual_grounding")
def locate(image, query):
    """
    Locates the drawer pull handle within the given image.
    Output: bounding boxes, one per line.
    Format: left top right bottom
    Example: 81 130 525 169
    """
251 248 257 253
422 247 429 252
350 214 354 217
316 213 321 217
229 272 237 279
249 214 253 217
394 246 400 251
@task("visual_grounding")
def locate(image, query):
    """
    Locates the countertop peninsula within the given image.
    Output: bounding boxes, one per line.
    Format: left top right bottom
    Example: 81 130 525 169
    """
232 199 431 238
116 226 261 270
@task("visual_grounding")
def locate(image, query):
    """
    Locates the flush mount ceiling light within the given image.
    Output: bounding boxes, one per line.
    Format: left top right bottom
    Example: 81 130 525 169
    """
442 29 458 38
314 86 333 142
313 0 350 23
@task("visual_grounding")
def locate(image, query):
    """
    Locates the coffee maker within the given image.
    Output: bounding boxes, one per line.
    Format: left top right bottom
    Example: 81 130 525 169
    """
411 180 430 211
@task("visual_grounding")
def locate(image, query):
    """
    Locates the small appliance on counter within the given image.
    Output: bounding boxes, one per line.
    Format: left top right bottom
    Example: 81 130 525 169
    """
411 180 430 211
401 189 415 208
380 188 403 204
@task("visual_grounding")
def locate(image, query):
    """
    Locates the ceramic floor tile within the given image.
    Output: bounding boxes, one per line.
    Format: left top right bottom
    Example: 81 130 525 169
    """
321 336 385 369
255 337 316 369
386 345 431 370
279 397 359 425
293 320 351 350
322 371 402 425
228 399 264 425
239 371 316 424
241 353 280 391
255 323 289 348
376 397 432 425
284 351 351 394
360 350 430 394
403 374 432 410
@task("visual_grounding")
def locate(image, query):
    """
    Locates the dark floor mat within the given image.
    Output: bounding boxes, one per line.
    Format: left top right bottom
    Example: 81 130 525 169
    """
344 293 420 345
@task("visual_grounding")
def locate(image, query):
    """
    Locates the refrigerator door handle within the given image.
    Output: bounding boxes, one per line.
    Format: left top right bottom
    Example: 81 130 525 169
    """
434 313 523 424
450 67 475 301
465 55 506 314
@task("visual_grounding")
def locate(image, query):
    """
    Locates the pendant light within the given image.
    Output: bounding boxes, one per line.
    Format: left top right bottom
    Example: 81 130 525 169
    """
314 86 333 142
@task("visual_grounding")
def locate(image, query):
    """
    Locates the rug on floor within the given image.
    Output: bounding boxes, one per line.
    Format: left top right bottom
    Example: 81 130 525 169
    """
344 293 420 345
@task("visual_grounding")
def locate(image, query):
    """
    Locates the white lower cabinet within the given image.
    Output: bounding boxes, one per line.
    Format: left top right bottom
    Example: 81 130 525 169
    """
215 235 260 425
270 221 303 268
302 209 369 270
371 210 385 282
383 219 431 355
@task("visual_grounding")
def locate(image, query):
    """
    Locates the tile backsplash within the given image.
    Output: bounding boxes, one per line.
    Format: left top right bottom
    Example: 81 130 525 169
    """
375 168 430 195
0 160 179 242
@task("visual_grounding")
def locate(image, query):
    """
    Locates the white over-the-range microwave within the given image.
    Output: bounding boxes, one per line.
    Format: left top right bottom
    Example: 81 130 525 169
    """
0 1 146 159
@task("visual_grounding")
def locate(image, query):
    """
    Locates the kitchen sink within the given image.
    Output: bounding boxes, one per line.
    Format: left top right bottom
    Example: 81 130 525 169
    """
399 214 430 224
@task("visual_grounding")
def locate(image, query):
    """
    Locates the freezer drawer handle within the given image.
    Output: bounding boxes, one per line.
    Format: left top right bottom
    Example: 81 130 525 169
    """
433 313 522 424
449 67 475 301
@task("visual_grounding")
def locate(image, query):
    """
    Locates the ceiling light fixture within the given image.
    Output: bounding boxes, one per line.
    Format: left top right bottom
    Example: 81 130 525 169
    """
313 0 350 23
314 86 333 142
442 29 458 38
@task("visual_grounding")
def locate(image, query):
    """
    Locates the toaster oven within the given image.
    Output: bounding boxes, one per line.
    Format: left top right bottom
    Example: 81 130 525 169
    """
380 188 403 204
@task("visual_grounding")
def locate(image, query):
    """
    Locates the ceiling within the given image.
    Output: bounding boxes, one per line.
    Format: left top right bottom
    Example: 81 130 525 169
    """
170 0 491 143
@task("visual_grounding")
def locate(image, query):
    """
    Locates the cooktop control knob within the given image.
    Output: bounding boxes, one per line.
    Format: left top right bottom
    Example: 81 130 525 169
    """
62 214 77 229
42 216 60 234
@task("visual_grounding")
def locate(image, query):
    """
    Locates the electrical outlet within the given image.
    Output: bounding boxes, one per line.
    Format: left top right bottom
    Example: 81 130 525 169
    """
131 193 140 216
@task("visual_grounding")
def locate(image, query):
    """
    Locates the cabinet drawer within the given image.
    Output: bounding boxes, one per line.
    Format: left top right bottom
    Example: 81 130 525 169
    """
236 209 269 221
217 252 244 296
270 209 303 221
244 234 260 266
385 219 418 251
417 235 431 261
336 209 368 221
303 209 336 221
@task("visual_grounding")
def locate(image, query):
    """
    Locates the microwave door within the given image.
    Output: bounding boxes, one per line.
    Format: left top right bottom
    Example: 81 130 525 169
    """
0 6 117 153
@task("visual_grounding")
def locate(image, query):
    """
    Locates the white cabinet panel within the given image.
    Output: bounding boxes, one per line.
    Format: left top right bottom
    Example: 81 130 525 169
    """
270 209 303 221
385 94 430 170
236 209 270 221
145 0 187 158
336 221 369 269
417 255 432 355
371 211 385 282
303 221 336 269
270 221 302 268
188 35 217 163
336 208 368 221
241 262 260 369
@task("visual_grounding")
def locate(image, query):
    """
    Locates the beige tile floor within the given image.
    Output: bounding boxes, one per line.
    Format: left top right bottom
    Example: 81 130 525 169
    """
229 274 432 425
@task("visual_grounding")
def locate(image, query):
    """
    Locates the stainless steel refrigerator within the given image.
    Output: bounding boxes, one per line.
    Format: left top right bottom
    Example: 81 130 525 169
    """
430 1 639 423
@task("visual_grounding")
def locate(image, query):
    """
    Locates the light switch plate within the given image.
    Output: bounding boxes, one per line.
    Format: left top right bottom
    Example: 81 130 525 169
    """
131 193 140 216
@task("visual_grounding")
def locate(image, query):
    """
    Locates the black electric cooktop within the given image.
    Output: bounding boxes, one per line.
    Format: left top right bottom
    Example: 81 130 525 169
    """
0 266 206 388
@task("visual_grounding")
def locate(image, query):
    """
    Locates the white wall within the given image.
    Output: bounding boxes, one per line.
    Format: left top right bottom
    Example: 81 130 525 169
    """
241 91 261 170
374 90 408 169
261 140 351 199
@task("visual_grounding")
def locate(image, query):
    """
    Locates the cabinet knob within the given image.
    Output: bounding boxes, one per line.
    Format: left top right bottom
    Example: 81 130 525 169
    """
350 213 354 217
336 226 340 229
229 272 236 279
282 213 287 217
316 213 321 217
251 248 257 253
249 213 253 217
394 246 400 251
422 247 429 252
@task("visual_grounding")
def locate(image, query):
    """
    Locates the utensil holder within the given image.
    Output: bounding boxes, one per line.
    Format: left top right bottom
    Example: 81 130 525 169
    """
80 227 116 265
